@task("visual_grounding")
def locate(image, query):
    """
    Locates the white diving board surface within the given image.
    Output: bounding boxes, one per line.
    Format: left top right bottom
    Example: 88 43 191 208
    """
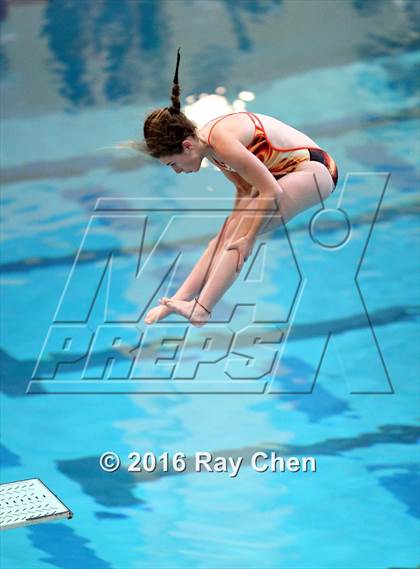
0 478 73 530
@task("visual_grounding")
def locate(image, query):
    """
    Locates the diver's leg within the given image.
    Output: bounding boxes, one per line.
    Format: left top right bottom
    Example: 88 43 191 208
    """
144 218 230 324
258 161 335 234
161 215 253 326
161 244 242 327
163 162 334 326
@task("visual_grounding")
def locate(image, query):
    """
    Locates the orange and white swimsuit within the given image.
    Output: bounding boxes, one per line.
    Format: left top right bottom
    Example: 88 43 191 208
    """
206 111 338 190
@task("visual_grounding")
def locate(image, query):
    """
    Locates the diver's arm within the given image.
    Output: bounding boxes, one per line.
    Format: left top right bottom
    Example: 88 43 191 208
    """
218 165 257 218
210 132 282 241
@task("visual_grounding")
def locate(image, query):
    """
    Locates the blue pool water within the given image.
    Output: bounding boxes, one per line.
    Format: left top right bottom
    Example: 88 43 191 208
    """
1 1 419 568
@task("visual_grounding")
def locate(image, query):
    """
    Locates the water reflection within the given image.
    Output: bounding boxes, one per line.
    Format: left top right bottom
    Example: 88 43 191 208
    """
42 0 171 106
221 0 282 51
355 0 419 61
38 0 285 107
351 0 388 17
0 0 9 75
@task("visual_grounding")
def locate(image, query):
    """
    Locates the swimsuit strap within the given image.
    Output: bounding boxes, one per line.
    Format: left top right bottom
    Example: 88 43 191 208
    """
206 112 326 173
245 111 265 135
206 111 258 147
206 111 322 154
242 112 320 154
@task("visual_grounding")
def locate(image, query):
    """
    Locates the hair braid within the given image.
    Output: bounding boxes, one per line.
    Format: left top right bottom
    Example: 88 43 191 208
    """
136 48 197 158
169 48 181 114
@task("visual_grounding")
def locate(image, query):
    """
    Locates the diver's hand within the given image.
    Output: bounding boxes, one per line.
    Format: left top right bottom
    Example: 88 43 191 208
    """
225 236 254 272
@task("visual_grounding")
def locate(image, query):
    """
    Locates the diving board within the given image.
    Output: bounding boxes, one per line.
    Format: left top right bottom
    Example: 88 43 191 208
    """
0 478 72 530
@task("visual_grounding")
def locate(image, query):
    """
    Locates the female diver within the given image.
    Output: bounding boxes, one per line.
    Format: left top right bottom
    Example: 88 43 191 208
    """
137 50 338 327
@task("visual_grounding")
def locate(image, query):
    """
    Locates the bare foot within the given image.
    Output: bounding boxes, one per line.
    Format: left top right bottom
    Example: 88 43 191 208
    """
162 298 210 327
144 296 193 324
144 296 177 324
144 306 170 324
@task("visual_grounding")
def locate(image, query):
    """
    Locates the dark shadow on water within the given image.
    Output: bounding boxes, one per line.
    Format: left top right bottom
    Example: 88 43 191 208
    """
95 510 130 520
368 463 420 520
273 356 350 423
29 523 112 569
0 443 21 468
57 456 145 509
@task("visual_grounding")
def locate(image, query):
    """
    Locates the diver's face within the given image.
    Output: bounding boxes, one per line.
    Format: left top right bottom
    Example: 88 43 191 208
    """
160 138 203 174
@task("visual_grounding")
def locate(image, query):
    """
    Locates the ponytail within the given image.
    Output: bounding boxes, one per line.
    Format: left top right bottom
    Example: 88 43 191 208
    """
169 48 181 114
140 47 197 158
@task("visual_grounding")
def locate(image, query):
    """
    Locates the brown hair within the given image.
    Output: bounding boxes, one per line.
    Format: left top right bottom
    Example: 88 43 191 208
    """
137 48 197 158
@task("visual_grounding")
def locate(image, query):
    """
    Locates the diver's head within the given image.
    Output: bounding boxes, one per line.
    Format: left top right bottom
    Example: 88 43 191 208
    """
139 49 205 173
